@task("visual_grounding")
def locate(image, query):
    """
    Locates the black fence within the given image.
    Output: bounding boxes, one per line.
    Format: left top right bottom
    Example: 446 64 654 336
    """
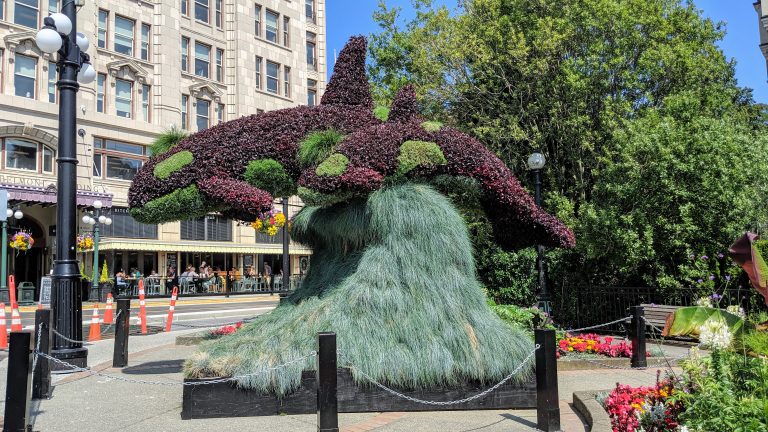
560 285 767 333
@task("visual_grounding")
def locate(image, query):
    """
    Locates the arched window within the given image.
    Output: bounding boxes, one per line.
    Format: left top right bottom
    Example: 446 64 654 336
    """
2 138 54 173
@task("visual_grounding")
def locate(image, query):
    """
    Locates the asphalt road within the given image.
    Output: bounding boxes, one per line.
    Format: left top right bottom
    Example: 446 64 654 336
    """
15 296 280 329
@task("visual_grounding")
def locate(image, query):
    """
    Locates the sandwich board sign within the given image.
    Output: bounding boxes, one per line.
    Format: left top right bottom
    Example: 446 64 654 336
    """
39 276 52 307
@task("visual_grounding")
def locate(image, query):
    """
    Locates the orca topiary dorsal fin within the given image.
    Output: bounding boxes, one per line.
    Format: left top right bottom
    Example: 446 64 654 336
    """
320 36 373 108
388 85 420 122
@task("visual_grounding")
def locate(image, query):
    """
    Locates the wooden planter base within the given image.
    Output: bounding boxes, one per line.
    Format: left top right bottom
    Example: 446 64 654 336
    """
181 368 536 419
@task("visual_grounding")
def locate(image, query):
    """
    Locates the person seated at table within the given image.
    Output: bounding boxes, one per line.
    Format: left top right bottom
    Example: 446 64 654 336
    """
149 269 159 277
131 268 142 278
246 266 256 278
165 265 177 291
115 270 127 293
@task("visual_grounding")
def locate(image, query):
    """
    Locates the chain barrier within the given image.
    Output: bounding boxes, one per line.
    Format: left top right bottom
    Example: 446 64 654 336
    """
337 345 540 406
164 315 258 329
50 310 123 345
34 350 315 386
31 322 43 373
561 316 633 334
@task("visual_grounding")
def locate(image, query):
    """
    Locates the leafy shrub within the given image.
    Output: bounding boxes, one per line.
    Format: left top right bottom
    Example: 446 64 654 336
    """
298 129 345 167
243 159 297 197
315 153 350 176
153 150 193 179
743 331 768 356
130 185 214 223
396 140 446 175
149 127 187 156
373 106 390 121
421 121 443 132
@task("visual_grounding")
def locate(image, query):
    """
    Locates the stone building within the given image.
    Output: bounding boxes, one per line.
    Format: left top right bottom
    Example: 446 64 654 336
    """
0 0 325 295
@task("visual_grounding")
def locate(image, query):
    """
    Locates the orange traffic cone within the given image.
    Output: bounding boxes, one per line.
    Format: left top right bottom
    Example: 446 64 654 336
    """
103 293 114 324
138 280 147 334
0 302 7 349
10 303 22 332
165 286 179 332
88 304 102 342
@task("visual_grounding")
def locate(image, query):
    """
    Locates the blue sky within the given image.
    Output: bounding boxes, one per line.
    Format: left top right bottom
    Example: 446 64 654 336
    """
326 0 768 103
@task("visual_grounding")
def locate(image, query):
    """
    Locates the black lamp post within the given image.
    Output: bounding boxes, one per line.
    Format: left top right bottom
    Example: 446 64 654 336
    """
280 198 289 298
35 1 97 368
81 201 112 302
527 151 551 314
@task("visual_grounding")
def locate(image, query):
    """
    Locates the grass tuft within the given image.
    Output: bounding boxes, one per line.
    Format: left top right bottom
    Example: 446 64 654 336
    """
185 184 534 396
298 129 345 167
149 127 187 156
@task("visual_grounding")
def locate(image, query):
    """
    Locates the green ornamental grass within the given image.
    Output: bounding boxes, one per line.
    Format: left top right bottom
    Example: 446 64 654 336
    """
185 184 534 396
149 127 187 156
298 129 345 167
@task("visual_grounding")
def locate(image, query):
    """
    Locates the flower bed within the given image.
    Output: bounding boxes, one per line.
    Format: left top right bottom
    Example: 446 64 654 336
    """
601 371 682 432
206 322 243 338
558 333 648 359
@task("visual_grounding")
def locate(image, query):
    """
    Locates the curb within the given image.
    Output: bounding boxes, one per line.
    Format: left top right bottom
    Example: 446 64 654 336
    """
572 390 612 432
176 332 210 345
557 357 681 371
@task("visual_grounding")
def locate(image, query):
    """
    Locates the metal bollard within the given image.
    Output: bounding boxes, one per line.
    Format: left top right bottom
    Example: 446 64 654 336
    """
535 329 561 432
4 331 34 432
317 332 338 432
32 309 52 399
113 299 131 368
629 306 647 368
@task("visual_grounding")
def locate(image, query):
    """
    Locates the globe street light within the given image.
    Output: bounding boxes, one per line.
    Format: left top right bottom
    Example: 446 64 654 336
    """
81 201 112 301
0 208 22 303
527 151 551 314
35 2 95 368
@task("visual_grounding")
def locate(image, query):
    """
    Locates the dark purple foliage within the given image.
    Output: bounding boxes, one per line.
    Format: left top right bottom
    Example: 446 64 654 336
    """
319 36 373 108
388 85 421 123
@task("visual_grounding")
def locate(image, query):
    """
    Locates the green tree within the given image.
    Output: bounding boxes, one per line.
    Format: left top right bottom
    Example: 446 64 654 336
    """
369 0 768 304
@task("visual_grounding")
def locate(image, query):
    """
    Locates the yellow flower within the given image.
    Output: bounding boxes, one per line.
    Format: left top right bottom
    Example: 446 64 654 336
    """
267 226 278 236
274 212 286 227
251 220 263 230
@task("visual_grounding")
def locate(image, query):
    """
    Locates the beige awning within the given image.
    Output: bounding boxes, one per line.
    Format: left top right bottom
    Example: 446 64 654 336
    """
98 240 312 255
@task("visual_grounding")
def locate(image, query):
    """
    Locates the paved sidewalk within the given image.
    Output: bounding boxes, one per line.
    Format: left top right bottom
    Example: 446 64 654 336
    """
0 328 685 431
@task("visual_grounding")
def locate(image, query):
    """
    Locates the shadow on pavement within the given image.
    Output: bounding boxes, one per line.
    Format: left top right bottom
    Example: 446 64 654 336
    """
121 359 185 375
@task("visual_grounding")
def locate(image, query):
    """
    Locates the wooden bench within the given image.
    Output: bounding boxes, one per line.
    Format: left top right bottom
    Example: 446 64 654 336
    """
640 304 681 330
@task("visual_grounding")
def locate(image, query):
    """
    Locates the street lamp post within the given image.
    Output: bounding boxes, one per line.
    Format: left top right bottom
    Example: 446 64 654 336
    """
527 152 551 314
35 1 97 368
280 198 289 298
0 207 24 304
81 201 112 302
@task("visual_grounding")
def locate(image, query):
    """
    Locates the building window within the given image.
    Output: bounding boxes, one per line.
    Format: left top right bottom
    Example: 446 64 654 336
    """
217 103 224 124
215 0 222 28
194 0 209 23
140 24 151 61
283 16 290 47
93 137 147 181
14 54 37 99
5 139 37 171
115 78 133 118
194 42 210 78
15 0 38 29
216 48 224 82
101 207 157 239
0 0 4 20
181 94 189 129
47 61 57 103
255 56 262 89
141 84 150 122
196 98 210 131
307 79 317 106
181 215 232 241
43 146 53 173
181 0 188 16
98 9 108 49
47 0 56 14
306 32 316 70
114 16 135 56
181 37 190 72
265 10 278 43
254 4 261 36
305 0 315 23
96 73 106 113
266 61 279 94
284 66 291 98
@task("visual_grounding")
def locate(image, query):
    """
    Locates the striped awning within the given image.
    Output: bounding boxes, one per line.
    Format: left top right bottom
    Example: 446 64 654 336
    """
98 240 312 255
1 183 113 208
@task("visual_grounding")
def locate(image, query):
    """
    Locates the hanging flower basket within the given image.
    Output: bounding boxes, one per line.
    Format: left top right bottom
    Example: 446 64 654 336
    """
77 233 94 252
250 209 286 237
10 232 34 251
